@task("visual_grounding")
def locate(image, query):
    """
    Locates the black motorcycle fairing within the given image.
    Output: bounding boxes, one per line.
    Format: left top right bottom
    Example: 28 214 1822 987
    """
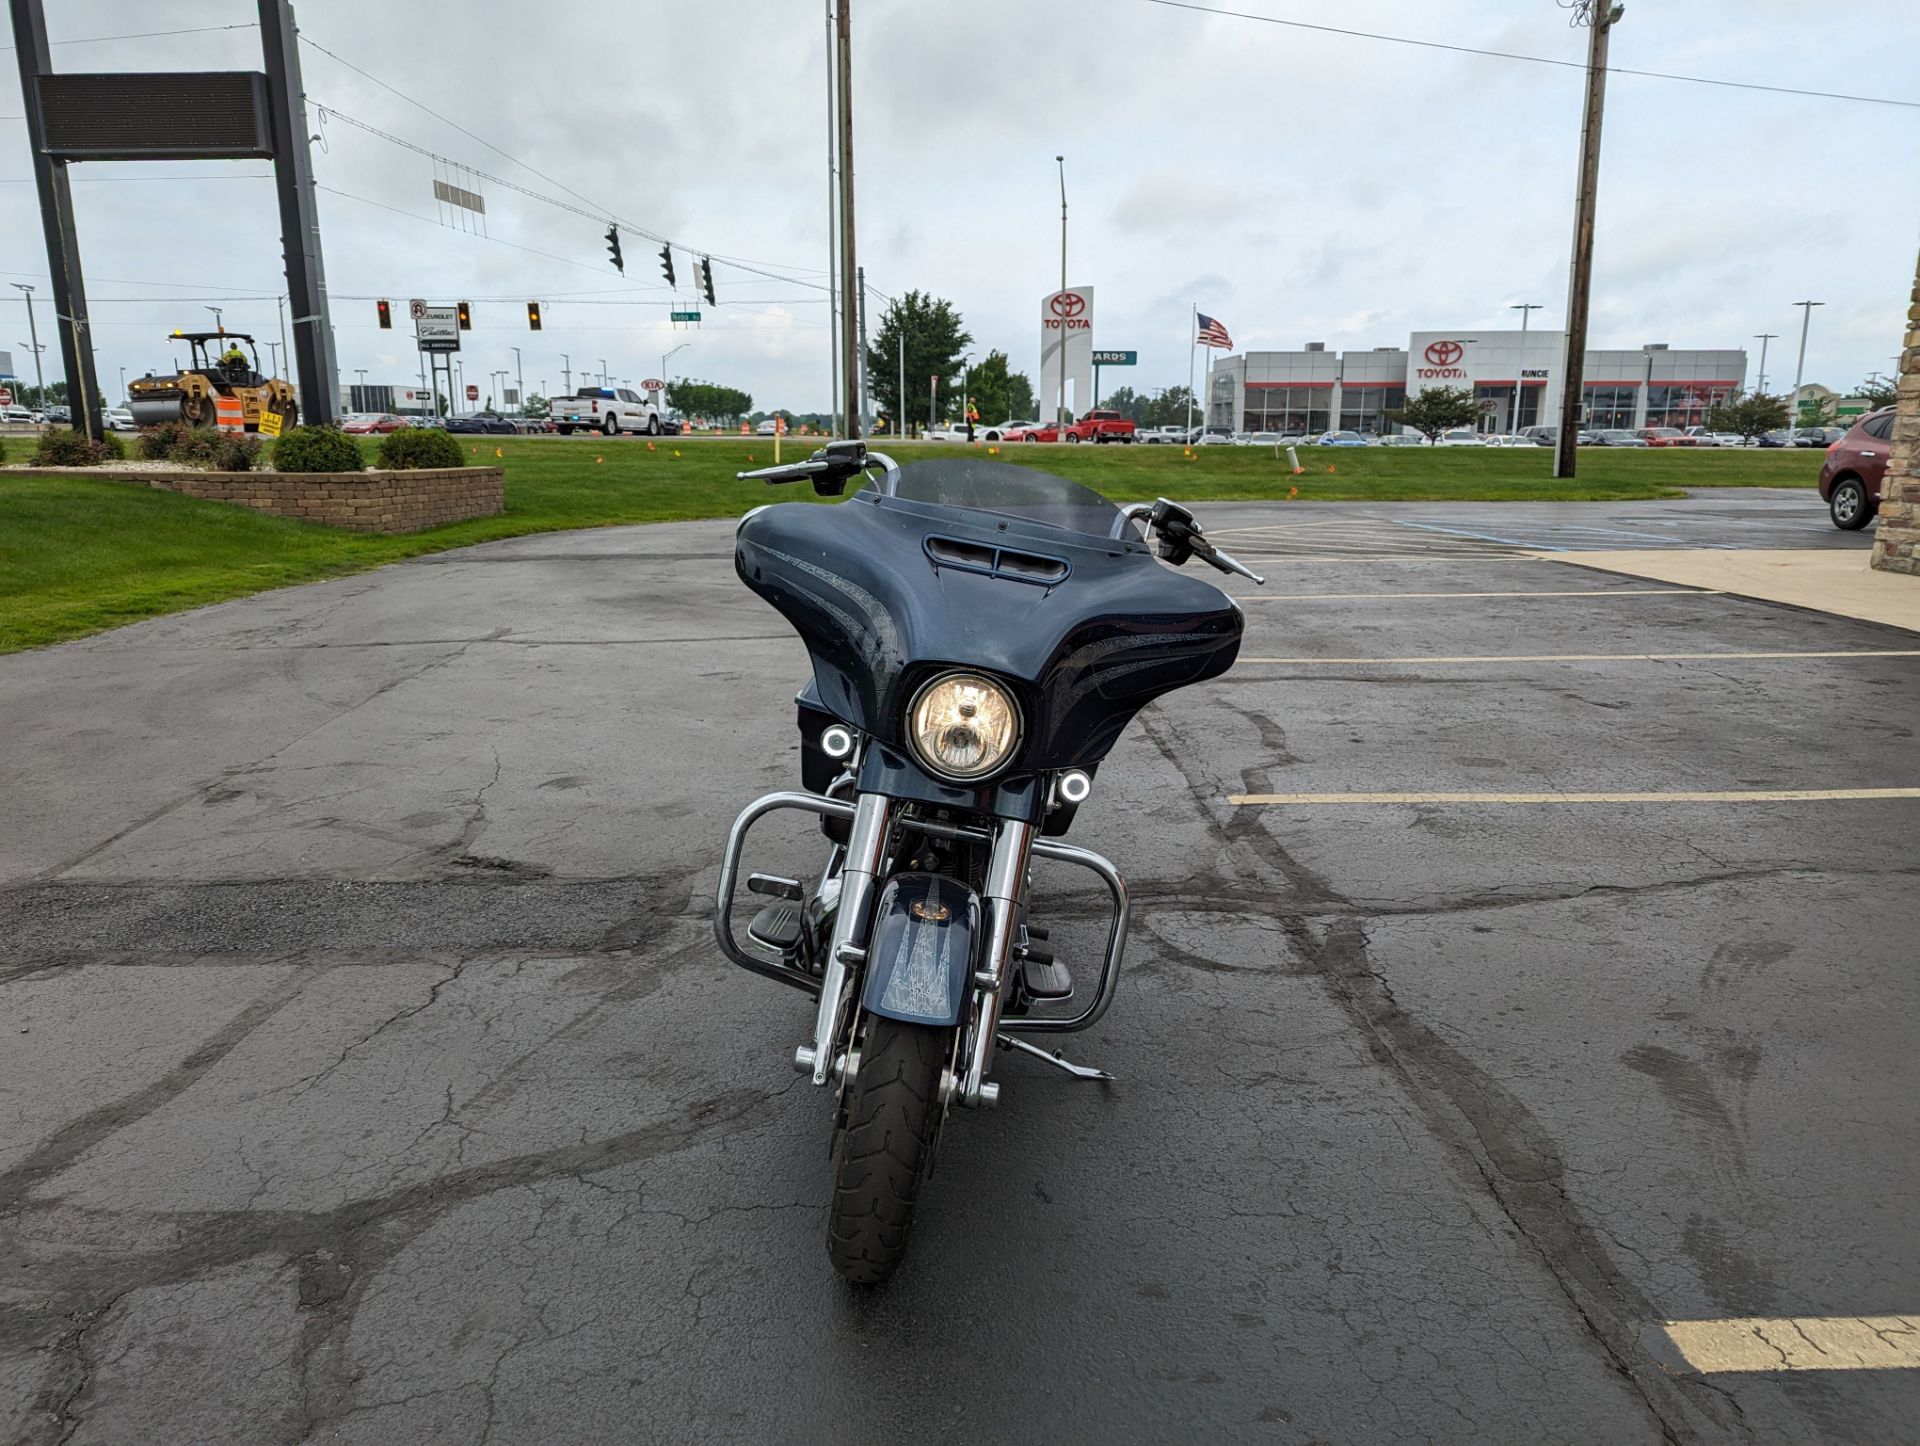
858 742 1045 823
736 465 1243 774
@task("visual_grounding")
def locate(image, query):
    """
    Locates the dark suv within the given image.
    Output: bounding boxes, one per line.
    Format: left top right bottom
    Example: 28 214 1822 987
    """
1817 408 1896 530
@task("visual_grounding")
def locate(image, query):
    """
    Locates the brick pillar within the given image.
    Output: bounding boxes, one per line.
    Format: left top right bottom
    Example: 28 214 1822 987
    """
1869 246 1920 575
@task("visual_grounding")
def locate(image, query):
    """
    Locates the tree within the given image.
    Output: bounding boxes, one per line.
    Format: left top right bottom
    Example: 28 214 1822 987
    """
963 350 1026 424
1855 375 1898 409
1386 385 1482 442
666 381 751 424
1138 386 1196 429
1704 391 1789 442
1006 370 1035 422
1101 386 1147 422
523 392 550 418
866 291 971 436
1797 394 1838 429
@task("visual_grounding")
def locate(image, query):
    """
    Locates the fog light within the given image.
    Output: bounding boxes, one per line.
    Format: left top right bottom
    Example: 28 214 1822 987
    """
820 724 855 759
1059 769 1092 804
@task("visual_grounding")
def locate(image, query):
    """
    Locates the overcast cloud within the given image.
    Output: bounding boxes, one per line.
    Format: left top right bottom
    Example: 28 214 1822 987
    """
4 0 1916 410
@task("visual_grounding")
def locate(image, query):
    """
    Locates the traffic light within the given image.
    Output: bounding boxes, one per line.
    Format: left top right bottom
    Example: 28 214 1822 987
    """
456 300 472 330
376 298 392 330
659 244 675 288
699 257 716 307
605 225 624 274
527 301 543 331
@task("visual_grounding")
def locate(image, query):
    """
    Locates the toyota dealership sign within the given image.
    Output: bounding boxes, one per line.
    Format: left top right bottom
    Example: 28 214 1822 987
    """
1039 286 1094 416
1418 338 1467 379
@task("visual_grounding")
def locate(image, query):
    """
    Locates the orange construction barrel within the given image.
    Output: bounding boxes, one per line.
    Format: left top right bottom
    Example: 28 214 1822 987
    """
214 395 247 433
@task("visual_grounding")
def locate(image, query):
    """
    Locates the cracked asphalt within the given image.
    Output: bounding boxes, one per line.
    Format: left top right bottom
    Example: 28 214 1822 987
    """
3 489 1916 1443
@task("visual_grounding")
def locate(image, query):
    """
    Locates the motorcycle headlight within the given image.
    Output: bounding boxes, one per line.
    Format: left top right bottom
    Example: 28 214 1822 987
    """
907 672 1021 782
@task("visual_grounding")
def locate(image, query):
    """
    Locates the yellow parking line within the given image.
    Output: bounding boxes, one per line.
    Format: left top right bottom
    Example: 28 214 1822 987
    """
1239 650 1920 665
1228 788 1920 806
1659 1315 1920 1373
1239 588 1719 601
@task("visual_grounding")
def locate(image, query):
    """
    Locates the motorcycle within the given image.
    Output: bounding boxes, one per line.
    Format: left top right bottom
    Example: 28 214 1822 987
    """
714 441 1263 1282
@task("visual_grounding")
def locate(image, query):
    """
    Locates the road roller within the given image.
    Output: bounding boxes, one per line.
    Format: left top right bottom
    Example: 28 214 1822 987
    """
127 331 298 431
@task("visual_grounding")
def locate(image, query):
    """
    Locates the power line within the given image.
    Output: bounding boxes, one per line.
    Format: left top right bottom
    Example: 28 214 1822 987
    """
0 23 254 52
1140 0 1920 110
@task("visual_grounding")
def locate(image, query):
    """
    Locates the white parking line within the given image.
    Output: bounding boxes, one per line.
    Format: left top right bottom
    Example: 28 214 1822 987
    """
1658 1315 1920 1373
1237 588 1719 602
1227 788 1920 806
1239 650 1920 665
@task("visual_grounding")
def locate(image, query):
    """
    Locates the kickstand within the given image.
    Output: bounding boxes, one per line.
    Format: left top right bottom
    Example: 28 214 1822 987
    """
997 1033 1115 1082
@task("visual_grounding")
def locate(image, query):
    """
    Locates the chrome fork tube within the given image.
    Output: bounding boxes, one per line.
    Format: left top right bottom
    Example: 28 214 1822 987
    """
803 791 892 1086
960 817 1035 1107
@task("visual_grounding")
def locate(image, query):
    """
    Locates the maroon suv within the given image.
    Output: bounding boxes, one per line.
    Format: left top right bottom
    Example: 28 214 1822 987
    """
1818 407 1897 530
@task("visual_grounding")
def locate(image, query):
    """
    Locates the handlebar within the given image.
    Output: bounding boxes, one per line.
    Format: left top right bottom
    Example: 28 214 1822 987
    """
737 440 898 497
1140 498 1265 586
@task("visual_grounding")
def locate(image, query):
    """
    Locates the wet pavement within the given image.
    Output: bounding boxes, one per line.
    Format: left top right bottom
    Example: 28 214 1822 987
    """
2 490 1915 1443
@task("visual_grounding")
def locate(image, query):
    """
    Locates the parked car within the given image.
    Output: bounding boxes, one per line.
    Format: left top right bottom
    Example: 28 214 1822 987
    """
1004 422 1059 443
552 386 661 436
981 419 1035 442
1435 429 1484 446
1314 430 1370 447
342 413 409 434
1634 427 1699 447
1246 431 1282 446
104 407 137 431
1592 429 1650 447
1 404 35 424
1138 425 1182 444
1062 408 1137 444
1481 434 1536 448
46 405 70 424
1818 407 1894 531
1374 432 1427 447
445 411 518 435
924 421 971 441
1194 428 1235 446
1519 426 1558 446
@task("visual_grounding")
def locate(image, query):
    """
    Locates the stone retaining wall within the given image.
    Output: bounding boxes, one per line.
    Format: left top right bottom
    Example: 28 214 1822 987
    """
23 465 504 534
1869 247 1920 575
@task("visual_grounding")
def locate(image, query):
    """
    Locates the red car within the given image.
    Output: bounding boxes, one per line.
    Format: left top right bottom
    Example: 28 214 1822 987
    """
1004 422 1060 443
1818 407 1896 530
1634 427 1700 447
342 413 409 434
1062 408 1138 444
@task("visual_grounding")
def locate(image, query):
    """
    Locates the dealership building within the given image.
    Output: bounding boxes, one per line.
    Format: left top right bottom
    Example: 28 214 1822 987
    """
1206 330 1748 435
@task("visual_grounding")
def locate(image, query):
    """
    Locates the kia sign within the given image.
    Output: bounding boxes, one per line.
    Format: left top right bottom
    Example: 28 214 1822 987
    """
1039 285 1094 418
641 378 665 391
1416 337 1467 381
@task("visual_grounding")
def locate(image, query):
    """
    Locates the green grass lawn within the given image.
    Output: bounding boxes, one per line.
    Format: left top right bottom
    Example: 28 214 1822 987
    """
0 435 1822 654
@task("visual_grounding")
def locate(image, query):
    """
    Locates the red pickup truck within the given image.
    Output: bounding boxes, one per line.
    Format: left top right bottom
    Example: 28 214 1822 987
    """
1062 409 1137 444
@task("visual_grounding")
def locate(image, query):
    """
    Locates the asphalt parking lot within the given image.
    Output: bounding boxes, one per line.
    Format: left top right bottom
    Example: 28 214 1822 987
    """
2 488 1915 1443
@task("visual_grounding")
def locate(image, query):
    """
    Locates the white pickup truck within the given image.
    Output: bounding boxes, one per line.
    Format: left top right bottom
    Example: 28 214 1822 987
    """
552 385 661 436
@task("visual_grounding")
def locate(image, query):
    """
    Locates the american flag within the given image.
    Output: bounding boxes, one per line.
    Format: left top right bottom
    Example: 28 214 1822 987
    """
1196 313 1233 348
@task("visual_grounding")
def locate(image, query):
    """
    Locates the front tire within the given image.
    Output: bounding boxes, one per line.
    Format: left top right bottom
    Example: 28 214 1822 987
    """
826 1014 949 1285
1830 478 1873 531
647 414 661 435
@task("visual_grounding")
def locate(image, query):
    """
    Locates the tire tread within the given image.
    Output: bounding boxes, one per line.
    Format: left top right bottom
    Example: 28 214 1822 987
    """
826 1016 948 1284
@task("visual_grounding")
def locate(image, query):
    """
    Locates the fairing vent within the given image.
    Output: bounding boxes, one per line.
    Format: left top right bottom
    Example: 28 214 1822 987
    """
925 536 1070 587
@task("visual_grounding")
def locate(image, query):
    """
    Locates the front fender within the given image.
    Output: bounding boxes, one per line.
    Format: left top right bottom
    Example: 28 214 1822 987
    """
860 872 981 1028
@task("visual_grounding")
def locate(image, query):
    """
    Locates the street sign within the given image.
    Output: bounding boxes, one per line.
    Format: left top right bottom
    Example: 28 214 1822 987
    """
641 378 665 391
1091 350 1137 366
415 303 460 354
409 298 427 321
670 310 701 323
465 384 479 401
0 387 12 408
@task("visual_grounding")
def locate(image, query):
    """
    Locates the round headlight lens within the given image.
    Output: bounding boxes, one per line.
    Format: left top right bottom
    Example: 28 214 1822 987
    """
907 672 1021 781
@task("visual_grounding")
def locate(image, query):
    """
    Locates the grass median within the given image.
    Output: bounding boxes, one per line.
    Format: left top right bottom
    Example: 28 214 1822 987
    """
0 435 1821 653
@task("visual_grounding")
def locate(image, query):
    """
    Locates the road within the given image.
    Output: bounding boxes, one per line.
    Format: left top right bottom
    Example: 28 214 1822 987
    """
2 490 1915 1442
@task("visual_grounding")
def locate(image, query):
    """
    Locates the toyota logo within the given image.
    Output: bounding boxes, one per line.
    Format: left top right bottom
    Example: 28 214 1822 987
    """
1050 292 1087 319
1424 340 1464 366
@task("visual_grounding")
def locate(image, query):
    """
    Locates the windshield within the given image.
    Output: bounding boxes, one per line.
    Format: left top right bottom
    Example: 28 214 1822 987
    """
885 457 1124 537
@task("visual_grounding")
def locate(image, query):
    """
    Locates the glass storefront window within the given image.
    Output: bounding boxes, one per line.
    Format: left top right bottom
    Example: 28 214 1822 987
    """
1337 385 1406 434
1244 386 1332 434
1583 384 1639 430
1647 385 1731 428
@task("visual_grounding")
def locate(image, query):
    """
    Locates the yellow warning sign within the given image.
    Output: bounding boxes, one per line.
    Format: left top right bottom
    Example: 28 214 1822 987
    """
258 410 285 438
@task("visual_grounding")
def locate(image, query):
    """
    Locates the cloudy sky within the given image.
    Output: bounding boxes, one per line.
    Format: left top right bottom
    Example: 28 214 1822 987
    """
5 0 1916 411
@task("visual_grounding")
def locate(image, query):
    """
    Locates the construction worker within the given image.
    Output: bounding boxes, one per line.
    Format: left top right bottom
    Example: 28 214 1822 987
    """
221 342 249 378
965 401 979 443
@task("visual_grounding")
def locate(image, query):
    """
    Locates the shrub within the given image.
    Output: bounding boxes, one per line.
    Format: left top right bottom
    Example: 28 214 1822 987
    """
376 426 465 470
0 433 7 465
271 424 363 473
136 420 193 461
32 428 126 467
212 433 263 471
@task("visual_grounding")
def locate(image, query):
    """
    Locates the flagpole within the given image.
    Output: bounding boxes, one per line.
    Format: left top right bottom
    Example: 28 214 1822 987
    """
1187 303 1196 440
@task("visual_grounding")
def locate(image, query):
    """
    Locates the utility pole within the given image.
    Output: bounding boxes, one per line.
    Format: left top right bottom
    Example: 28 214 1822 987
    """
10 283 45 408
562 354 571 393
1509 302 1541 435
834 0 860 439
824 0 840 437
1788 300 1823 429
1553 1 1622 480
1753 333 1777 394
1056 155 1068 428
898 327 906 439
856 265 870 433
511 345 523 413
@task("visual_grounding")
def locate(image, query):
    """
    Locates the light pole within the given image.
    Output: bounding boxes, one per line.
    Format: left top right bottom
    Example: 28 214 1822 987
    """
1753 333 1778 395
662 342 690 419
1508 302 1541 435
266 341 282 379
511 345 524 414
1055 154 1067 428
561 354 571 393
117 365 126 405
599 358 608 386
1789 300 1823 430
205 305 224 333
11 284 45 407
897 326 906 439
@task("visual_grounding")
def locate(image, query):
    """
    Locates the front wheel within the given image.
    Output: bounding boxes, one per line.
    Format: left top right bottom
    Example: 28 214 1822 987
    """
826 1014 951 1284
1830 478 1873 531
647 414 661 435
